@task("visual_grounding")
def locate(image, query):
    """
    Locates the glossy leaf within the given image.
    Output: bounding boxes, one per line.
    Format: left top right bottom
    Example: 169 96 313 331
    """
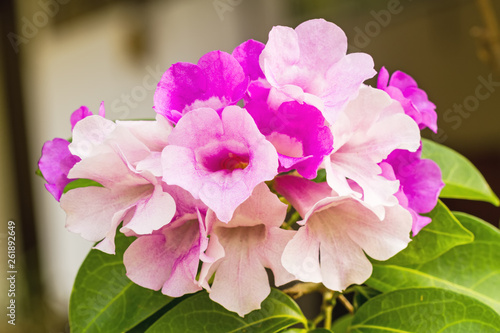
331 314 353 333
368 212 500 313
421 138 499 206
372 200 473 266
350 288 500 332
145 289 307 333
69 233 173 333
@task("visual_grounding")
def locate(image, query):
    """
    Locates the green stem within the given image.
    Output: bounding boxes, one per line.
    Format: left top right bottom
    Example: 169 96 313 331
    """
283 282 323 299
322 290 336 330
284 211 301 228
311 312 325 329
284 283 345 329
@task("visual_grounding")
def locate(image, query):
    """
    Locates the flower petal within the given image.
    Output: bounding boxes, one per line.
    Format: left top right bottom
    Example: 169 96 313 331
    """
61 185 149 244
38 138 80 201
120 184 176 235
232 39 265 80
274 175 333 217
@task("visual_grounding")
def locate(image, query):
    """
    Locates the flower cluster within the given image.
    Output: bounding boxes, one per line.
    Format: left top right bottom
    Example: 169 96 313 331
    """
39 19 444 316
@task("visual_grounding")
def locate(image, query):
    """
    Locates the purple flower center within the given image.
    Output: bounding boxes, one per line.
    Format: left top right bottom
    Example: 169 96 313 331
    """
201 148 250 172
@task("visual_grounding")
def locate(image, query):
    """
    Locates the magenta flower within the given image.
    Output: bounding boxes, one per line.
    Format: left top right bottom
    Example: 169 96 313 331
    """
260 18 376 123
377 66 438 133
382 147 445 235
199 183 295 316
275 175 412 291
154 50 248 123
232 39 266 81
38 138 81 201
246 97 333 179
162 106 279 222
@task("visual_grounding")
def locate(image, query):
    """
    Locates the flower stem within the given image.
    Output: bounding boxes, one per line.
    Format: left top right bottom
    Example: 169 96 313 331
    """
322 290 336 329
283 282 324 299
311 312 324 329
338 294 354 314
283 211 301 229
284 283 349 329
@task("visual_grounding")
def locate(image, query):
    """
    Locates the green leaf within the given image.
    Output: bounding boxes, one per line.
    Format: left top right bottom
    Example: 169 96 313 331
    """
367 212 500 313
69 233 173 333
372 200 473 266
454 211 500 243
145 289 307 333
126 295 194 332
64 178 103 193
331 314 353 333
350 288 500 332
421 138 499 206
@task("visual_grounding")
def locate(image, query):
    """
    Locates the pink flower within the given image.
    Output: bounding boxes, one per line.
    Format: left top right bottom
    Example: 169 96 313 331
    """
162 106 279 222
61 115 176 254
260 18 376 123
275 176 412 291
377 66 438 133
324 86 421 214
199 183 295 316
154 51 248 123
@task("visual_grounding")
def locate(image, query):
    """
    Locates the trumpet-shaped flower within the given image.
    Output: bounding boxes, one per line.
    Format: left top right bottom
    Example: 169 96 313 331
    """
324 86 421 214
199 183 295 316
61 115 176 254
154 50 248 123
275 175 412 291
260 18 376 123
162 106 279 222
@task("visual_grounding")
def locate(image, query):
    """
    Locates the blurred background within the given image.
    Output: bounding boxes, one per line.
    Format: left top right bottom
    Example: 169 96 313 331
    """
1 0 499 331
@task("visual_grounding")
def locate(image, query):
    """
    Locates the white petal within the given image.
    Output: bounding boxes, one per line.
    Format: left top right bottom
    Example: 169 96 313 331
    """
282 226 322 283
